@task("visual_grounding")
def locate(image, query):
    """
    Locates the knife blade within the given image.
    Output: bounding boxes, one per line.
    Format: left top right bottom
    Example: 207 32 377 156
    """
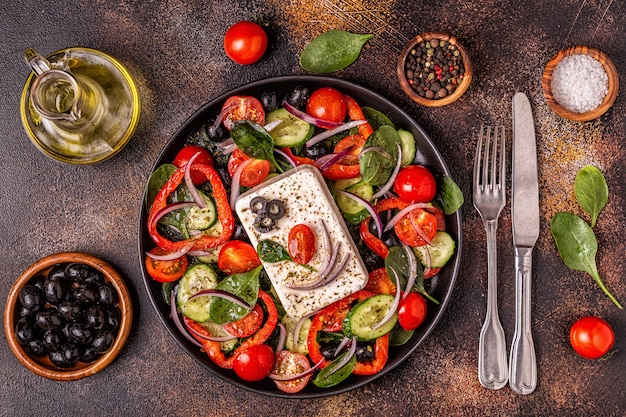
510 92 538 395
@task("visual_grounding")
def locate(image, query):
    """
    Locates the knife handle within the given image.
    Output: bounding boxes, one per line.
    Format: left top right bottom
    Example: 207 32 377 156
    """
509 247 537 395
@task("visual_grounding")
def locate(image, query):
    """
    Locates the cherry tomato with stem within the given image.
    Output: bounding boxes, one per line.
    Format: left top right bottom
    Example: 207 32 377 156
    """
145 248 189 283
221 95 265 131
232 344 275 382
397 292 427 331
218 240 261 275
173 145 213 185
288 224 316 265
227 148 271 187
223 21 268 65
306 87 347 124
393 165 437 203
570 316 615 359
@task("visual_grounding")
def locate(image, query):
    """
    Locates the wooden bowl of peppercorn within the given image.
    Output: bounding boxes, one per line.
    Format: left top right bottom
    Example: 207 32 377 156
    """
398 33 472 107
4 252 133 381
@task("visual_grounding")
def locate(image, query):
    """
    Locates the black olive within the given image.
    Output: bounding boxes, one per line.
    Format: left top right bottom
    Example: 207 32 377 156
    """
260 90 278 112
382 228 401 248
320 344 337 361
25 339 47 357
250 196 267 213
105 307 122 331
232 222 248 241
43 277 66 304
15 317 37 345
253 215 276 233
80 346 101 363
84 269 103 285
34 310 63 331
97 283 118 306
62 343 81 366
355 343 376 361
47 264 67 281
49 350 71 368
92 330 115 353
65 263 90 282
206 121 226 142
18 284 42 311
57 300 81 321
73 284 97 305
31 275 47 292
287 85 309 109
265 200 285 220
303 141 330 159
216 166 231 187
361 249 383 270
18 305 37 318
42 330 64 351
85 305 106 330
68 323 93 345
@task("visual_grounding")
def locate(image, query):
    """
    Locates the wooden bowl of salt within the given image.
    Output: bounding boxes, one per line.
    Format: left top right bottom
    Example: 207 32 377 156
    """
542 46 618 122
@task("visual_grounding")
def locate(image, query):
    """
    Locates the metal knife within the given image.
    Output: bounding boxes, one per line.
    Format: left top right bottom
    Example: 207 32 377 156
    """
510 92 539 395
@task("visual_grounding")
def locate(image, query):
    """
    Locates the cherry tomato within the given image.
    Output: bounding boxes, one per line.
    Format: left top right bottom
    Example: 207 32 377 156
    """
145 248 188 282
223 21 268 65
397 292 427 331
232 344 275 382
223 303 263 338
221 96 265 131
227 148 271 187
365 268 397 295
394 208 438 247
272 350 311 393
393 165 437 203
306 87 347 124
287 224 316 265
173 145 213 185
218 240 261 274
570 316 615 359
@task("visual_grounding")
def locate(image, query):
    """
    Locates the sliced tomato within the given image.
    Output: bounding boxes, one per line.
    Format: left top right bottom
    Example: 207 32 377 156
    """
217 240 261 274
221 95 265 131
365 268 397 295
272 350 312 393
424 267 442 279
145 248 188 282
427 205 446 232
173 145 213 185
288 224 316 265
394 208 438 247
227 148 271 187
359 197 409 259
223 303 263 338
306 87 347 123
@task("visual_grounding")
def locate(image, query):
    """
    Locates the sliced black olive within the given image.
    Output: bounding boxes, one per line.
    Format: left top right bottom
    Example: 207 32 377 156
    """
206 121 226 142
85 305 106 330
304 141 330 160
18 284 42 311
65 263 90 282
355 343 376 361
15 317 37 345
97 283 118 306
265 200 285 220
250 196 267 214
253 215 276 233
34 310 63 331
92 330 115 353
320 344 337 361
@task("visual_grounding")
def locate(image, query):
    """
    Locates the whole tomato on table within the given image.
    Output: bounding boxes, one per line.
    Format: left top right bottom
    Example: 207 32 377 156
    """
570 316 615 359
223 21 268 65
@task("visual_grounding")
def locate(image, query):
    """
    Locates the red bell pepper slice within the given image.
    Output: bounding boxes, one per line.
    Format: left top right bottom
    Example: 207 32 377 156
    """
147 163 234 252
345 95 374 139
184 290 278 369
359 197 410 259
306 289 389 375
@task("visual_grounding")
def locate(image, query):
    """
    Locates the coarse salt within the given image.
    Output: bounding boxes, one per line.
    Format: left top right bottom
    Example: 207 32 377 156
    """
551 54 608 113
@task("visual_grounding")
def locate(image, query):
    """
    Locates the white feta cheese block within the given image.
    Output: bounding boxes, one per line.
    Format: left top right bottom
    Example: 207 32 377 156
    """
235 165 369 320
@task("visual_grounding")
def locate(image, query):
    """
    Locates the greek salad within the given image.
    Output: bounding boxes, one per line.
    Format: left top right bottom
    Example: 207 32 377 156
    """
142 82 463 393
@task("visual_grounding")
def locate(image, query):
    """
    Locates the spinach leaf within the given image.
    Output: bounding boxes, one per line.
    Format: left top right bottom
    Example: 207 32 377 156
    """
360 125 400 186
384 246 439 304
362 107 395 131
257 240 292 263
230 120 283 173
550 212 622 309
439 175 464 215
575 165 608 228
145 163 177 211
300 30 374 73
209 265 262 323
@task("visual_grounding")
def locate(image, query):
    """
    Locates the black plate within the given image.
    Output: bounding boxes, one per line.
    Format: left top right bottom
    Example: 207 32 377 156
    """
138 76 462 398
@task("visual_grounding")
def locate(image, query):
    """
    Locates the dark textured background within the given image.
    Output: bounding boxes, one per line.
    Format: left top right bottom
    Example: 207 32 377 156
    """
1 1 625 416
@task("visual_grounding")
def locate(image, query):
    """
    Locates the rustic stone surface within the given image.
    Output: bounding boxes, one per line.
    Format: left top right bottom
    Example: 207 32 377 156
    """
1 1 625 416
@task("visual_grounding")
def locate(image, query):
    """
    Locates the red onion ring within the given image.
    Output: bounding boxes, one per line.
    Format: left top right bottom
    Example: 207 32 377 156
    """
211 103 239 131
373 268 401 330
305 120 367 147
402 243 418 299
282 99 343 129
372 142 403 199
358 146 392 160
230 157 256 209
285 243 341 290
187 289 251 310
274 148 297 169
268 358 324 381
184 152 206 208
383 203 433 232
335 189 383 239
275 323 287 354
185 321 238 343
169 286 203 348
333 336 351 357
314 145 355 173
264 119 283 131
409 210 434 246
324 336 357 375
146 240 195 261
149 202 198 229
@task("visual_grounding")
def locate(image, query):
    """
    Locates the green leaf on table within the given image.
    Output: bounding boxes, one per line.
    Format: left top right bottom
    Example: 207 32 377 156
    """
575 165 608 228
550 212 622 309
300 30 374 73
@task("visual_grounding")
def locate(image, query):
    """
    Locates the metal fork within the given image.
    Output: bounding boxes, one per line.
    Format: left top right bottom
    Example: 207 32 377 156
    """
473 125 509 390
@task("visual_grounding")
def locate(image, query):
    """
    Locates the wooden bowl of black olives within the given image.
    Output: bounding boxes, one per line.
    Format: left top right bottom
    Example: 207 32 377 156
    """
4 252 132 380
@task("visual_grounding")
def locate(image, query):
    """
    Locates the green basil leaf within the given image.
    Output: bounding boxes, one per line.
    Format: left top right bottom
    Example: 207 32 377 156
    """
362 107 395 131
230 120 283 172
575 165 608 228
359 125 400 186
550 212 622 309
209 265 262 323
300 30 374 73
439 175 464 215
312 350 357 388
145 164 177 211
257 240 292 263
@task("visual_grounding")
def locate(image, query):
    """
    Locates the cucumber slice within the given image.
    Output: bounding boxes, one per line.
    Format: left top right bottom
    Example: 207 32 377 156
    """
202 321 238 353
343 294 398 341
412 231 456 268
398 129 417 167
177 263 219 322
266 107 314 147
185 192 217 231
281 315 311 354
194 243 224 264
334 176 374 225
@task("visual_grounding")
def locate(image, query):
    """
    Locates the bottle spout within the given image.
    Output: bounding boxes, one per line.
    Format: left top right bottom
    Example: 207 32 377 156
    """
24 48 52 76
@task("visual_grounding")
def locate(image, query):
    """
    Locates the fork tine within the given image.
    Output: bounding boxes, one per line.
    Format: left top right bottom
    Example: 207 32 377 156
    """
498 126 506 188
482 125 492 189
473 126 484 188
